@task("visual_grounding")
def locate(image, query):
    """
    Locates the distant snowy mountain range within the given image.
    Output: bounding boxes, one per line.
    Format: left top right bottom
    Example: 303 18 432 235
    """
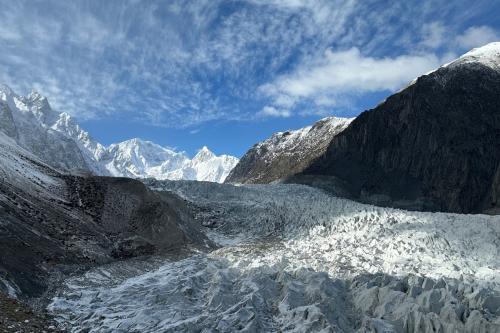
0 84 238 182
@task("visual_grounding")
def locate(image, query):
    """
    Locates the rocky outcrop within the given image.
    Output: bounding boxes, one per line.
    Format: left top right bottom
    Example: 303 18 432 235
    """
0 293 62 332
225 117 352 184
298 47 500 213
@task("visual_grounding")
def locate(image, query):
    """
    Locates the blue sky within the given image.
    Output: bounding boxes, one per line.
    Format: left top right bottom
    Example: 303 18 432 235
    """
1 0 499 157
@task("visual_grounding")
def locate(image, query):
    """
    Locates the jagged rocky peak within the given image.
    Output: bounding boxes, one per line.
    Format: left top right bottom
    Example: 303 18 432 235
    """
25 90 59 123
52 112 86 137
0 85 21 115
225 116 353 184
0 83 14 99
0 86 59 126
0 85 94 172
25 90 47 103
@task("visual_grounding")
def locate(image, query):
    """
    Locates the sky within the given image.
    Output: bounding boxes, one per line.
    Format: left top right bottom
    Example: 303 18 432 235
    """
1 0 499 157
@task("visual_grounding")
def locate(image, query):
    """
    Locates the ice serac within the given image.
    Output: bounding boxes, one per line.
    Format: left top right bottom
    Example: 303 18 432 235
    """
225 116 353 184
295 42 500 214
0 84 238 182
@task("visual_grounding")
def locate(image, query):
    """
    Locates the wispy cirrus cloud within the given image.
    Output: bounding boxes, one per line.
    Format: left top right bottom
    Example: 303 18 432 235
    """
0 0 499 126
420 22 448 49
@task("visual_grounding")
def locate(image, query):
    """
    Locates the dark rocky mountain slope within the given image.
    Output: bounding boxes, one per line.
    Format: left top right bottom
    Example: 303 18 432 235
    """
295 43 500 214
0 132 210 299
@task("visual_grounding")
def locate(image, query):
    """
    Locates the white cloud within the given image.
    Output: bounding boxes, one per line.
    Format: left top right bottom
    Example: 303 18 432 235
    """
189 128 200 134
260 47 443 109
257 106 291 118
250 0 357 26
0 25 22 41
313 96 337 107
420 22 447 49
456 26 499 50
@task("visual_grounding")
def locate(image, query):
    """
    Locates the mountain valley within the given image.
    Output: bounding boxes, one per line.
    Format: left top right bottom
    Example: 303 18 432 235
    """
1 44 500 333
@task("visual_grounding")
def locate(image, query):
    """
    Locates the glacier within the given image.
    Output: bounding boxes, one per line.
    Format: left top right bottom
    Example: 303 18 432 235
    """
48 181 500 332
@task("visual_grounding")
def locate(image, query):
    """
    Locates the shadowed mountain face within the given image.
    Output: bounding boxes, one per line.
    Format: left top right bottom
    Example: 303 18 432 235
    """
298 61 500 214
0 133 210 298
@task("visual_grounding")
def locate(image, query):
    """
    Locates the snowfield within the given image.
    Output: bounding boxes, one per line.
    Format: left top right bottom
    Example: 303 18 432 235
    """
49 181 500 332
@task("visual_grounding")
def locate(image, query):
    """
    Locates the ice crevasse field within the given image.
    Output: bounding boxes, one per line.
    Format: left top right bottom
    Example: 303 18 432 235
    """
49 181 500 332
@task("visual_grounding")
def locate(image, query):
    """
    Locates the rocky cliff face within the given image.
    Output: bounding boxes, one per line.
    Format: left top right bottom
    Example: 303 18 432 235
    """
225 117 353 184
298 43 500 214
0 132 210 298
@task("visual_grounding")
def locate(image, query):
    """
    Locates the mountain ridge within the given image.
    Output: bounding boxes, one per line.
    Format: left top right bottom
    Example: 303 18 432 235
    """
225 116 353 184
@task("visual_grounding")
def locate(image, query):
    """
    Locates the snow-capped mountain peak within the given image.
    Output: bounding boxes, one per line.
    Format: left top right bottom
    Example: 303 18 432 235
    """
449 41 500 69
403 42 500 90
52 112 108 165
26 90 45 102
103 138 188 178
0 84 15 100
0 84 238 182
193 146 216 163
23 90 55 119
101 140 238 182
186 147 239 182
0 84 21 113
